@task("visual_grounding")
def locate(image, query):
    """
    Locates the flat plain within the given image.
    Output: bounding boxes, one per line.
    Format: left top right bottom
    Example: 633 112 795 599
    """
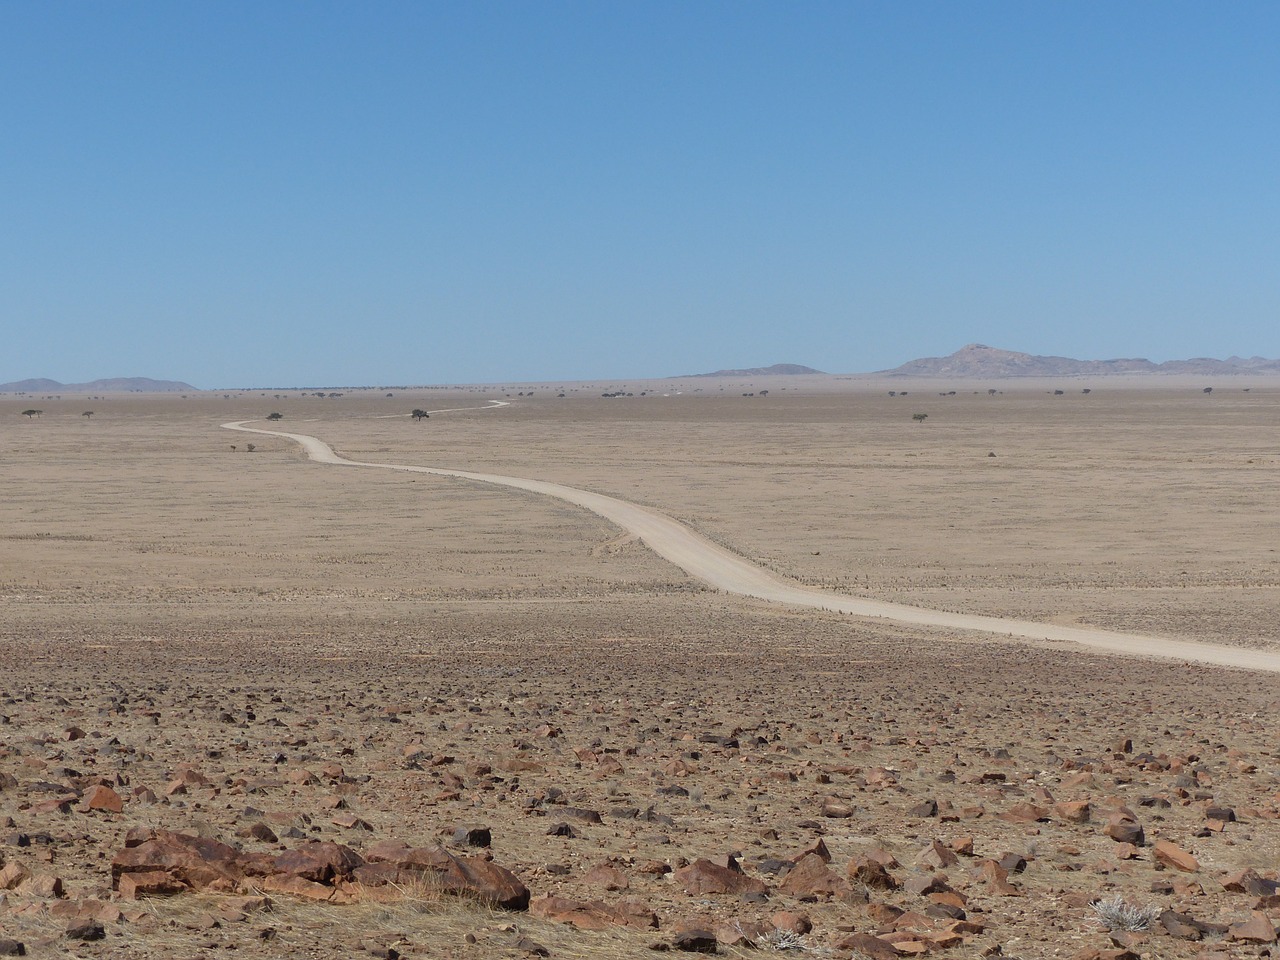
3 377 1280 960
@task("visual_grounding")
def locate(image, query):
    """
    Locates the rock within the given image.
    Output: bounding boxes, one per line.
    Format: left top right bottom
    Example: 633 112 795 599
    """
0 861 30 890
1054 800 1092 823
65 919 105 941
670 925 717 953
582 863 630 892
1227 911 1277 943
907 799 938 818
835 932 902 958
820 797 855 818
1159 910 1204 940
18 874 65 899
270 842 365 883
118 870 190 899
674 858 769 897
778 853 848 899
530 895 657 930
363 841 529 910
770 910 812 935
1152 840 1199 872
450 825 492 848
916 839 959 869
849 856 899 890
112 831 242 892
1223 869 1280 896
0 940 24 956
80 785 124 813
1104 815 1145 846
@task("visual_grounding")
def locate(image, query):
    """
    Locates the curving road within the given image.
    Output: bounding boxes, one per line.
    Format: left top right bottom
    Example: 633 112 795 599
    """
223 417 1280 673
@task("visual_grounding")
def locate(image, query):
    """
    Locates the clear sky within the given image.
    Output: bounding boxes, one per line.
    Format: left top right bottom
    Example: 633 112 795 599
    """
3 2 1278 387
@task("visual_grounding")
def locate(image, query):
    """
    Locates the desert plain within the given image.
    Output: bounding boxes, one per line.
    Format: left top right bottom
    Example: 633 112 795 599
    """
3 376 1280 960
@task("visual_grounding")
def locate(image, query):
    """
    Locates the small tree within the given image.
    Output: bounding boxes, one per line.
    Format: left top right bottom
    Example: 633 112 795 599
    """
912 412 928 423
82 411 94 419
1203 387 1213 394
246 443 256 452
411 409 430 421
21 409 41 418
266 412 283 421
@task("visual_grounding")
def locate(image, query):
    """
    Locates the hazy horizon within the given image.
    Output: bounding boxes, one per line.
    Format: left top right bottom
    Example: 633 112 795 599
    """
5 4 1279 386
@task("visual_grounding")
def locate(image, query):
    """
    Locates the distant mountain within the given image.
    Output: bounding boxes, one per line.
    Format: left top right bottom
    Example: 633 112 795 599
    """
881 344 1280 378
684 363 825 378
0 376 198 393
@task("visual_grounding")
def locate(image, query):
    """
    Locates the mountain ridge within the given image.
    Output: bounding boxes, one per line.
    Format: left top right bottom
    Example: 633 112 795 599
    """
0 376 198 393
881 344 1280 377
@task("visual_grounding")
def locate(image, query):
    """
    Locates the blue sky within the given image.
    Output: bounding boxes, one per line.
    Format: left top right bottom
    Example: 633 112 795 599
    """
3 2 1278 387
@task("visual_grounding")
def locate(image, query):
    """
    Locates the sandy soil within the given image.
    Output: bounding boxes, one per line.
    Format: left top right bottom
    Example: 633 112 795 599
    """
4 380 1280 960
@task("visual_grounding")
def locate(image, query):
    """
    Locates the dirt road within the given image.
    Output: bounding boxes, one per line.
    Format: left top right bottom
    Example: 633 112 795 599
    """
223 419 1280 673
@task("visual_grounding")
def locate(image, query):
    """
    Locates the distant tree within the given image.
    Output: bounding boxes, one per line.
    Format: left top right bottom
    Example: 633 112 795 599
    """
759 389 769 396
411 409 430 421
21 409 41 418
82 411 94 419
1203 386 1213 394
266 412 283 421
246 443 256 452
988 389 997 396
1082 388 1091 394
230 445 237 452
912 412 928 423
1053 389 1065 395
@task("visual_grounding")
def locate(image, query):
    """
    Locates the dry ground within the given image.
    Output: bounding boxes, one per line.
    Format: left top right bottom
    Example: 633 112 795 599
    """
3 380 1280 959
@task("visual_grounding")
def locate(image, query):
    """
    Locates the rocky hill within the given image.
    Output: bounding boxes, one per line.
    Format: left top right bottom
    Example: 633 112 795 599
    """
684 363 824 378
882 343 1280 377
0 376 198 393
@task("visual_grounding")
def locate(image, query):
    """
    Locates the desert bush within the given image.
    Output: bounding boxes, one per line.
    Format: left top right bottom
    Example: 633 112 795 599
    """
1092 896 1160 931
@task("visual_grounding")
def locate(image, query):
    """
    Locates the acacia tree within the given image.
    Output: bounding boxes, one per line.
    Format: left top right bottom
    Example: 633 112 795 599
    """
912 412 928 423
411 409 430 421
82 411 94 419
21 409 41 418
266 412 283 421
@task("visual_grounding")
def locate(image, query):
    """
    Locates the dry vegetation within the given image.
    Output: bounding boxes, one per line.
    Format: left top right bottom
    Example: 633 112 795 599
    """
3 379 1280 959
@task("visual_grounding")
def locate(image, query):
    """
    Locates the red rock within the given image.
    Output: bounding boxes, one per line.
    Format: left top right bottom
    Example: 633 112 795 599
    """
0 861 30 890
80 785 124 813
261 874 337 901
1152 840 1199 872
849 856 900 890
111 831 242 892
999 802 1049 823
977 859 1020 896
582 863 630 892
778 853 848 899
916 839 958 869
18 874 65 899
1054 800 1092 823
770 910 812 935
1227 911 1277 943
118 871 189 899
834 932 902 958
674 858 769 897
1104 815 1145 845
529 895 657 930
363 841 529 909
270 842 364 883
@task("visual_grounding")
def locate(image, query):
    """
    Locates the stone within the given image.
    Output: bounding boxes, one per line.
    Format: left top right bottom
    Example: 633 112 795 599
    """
363 841 529 910
0 940 24 956
1104 815 1144 846
529 895 657 930
583 863 630 891
770 910 812 935
778 853 848 899
1152 840 1199 872
65 919 105 941
670 924 717 953
81 785 124 813
850 857 899 891
835 932 902 958
118 870 189 899
112 831 242 892
1054 800 1092 823
0 861 30 890
1227 911 1277 943
674 858 769 897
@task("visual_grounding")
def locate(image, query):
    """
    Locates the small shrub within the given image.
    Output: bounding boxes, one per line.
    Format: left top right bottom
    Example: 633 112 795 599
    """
761 927 807 951
1092 896 1160 932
